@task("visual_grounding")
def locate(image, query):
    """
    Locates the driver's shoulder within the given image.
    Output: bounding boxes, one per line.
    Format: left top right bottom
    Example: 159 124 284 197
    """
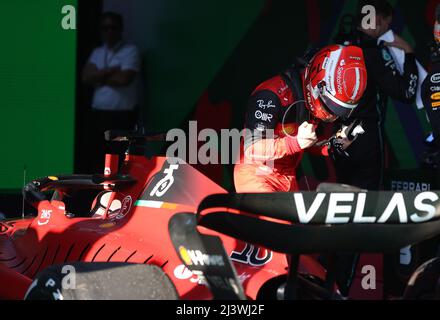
254 75 288 95
252 75 293 107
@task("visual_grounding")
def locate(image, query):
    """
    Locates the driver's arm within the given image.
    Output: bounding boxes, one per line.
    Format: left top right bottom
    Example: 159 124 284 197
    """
103 70 137 87
82 63 120 86
102 46 140 87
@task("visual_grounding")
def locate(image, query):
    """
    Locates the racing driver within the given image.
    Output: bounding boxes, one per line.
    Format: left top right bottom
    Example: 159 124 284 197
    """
234 45 368 193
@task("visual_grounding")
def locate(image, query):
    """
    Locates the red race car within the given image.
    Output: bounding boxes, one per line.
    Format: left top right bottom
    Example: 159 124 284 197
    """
1 131 439 300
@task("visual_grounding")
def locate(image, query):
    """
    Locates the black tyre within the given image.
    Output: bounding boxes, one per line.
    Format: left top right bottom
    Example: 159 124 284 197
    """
24 262 178 300
403 257 440 300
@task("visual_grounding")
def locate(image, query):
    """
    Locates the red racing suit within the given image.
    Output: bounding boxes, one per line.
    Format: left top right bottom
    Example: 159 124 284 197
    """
234 71 329 193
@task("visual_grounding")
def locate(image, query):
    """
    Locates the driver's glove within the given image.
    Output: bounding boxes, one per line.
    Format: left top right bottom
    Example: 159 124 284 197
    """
328 137 350 160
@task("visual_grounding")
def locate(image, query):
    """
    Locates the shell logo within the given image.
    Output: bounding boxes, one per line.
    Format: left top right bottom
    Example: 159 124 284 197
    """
282 125 296 136
173 265 200 283
431 92 440 100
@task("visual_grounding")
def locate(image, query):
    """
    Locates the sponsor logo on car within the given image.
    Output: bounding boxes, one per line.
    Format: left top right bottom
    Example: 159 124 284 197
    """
290 192 440 224
173 264 201 283
179 246 225 267
114 196 132 220
37 209 52 226
150 164 179 197
179 246 193 266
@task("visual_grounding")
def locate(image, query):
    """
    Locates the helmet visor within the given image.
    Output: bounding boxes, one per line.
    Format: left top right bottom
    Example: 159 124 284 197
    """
315 97 339 122
319 90 358 120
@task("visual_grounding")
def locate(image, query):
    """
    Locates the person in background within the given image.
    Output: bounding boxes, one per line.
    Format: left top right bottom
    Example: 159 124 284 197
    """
82 11 141 173
330 0 420 298
333 0 418 191
418 4 440 280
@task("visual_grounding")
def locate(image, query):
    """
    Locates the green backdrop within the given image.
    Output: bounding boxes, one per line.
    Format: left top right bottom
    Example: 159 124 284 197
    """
0 1 77 190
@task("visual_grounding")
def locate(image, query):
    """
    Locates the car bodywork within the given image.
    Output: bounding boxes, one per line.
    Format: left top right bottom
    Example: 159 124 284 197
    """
0 153 325 300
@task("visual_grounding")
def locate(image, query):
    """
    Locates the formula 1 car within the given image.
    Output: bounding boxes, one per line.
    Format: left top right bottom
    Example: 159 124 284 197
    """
1 131 439 300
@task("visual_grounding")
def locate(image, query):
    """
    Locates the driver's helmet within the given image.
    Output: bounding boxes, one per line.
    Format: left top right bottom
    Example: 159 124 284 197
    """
304 44 367 122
